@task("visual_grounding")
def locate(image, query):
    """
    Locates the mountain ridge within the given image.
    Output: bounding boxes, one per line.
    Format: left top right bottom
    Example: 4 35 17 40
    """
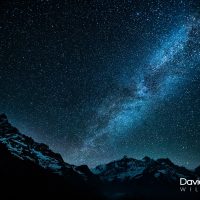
92 155 198 184
0 113 200 199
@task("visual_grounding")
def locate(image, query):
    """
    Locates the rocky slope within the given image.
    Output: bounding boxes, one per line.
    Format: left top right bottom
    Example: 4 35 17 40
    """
0 113 200 199
0 113 101 198
92 156 200 199
0 113 94 177
92 155 198 184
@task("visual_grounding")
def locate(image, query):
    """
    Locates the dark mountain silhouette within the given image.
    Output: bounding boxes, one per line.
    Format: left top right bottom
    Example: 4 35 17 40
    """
92 155 197 184
92 155 200 199
0 114 102 199
0 113 200 199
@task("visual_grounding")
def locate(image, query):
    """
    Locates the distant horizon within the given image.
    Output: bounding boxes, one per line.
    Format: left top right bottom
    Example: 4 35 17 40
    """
2 112 199 170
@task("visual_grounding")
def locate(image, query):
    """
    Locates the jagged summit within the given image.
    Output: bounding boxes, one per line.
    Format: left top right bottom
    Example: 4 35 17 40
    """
92 155 198 183
0 113 93 178
0 113 66 174
142 156 152 162
0 114 102 198
0 114 200 199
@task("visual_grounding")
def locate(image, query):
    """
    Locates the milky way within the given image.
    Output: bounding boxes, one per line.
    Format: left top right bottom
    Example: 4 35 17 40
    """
1 0 200 168
72 15 200 166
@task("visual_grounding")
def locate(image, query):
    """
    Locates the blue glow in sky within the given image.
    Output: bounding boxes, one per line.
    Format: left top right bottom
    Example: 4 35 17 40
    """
150 25 190 70
71 17 200 166
2 0 200 169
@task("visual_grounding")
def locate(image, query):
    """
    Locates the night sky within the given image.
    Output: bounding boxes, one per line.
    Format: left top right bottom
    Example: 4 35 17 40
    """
1 0 200 169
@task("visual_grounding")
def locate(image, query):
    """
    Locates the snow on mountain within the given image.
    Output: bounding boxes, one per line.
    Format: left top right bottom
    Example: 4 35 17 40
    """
0 113 90 177
1 113 199 190
92 156 149 181
92 155 199 183
0 114 66 174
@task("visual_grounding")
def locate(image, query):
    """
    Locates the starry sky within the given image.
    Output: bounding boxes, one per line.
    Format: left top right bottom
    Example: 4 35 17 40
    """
0 0 200 169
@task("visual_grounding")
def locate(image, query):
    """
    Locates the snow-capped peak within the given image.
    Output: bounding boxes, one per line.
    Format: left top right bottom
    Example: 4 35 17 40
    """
0 114 67 174
92 155 199 183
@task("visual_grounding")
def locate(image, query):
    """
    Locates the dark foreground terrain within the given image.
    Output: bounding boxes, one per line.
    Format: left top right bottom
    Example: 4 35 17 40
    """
0 113 199 199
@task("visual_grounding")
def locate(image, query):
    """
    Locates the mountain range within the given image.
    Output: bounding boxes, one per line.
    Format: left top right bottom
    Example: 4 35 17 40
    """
0 113 199 199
